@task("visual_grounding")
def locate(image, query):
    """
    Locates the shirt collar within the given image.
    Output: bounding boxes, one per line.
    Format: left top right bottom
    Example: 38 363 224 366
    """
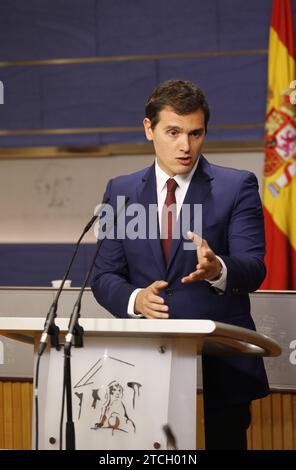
155 156 200 193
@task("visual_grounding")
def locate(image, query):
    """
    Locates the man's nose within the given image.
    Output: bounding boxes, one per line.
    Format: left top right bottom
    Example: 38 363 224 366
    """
179 134 190 153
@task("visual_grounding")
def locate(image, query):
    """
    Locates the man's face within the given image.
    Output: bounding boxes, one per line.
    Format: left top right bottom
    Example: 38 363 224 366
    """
143 106 206 176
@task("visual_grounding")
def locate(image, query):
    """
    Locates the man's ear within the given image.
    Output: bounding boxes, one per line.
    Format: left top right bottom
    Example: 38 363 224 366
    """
143 118 153 141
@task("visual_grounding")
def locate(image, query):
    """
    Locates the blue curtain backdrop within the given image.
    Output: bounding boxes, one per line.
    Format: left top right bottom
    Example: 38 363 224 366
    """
1 0 295 148
1 0 296 286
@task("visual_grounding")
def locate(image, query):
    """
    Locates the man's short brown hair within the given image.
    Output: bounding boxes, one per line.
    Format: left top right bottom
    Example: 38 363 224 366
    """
145 80 210 132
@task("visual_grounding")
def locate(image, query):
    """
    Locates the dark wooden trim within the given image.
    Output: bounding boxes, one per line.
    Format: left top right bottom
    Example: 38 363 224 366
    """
0 377 33 383
0 49 268 68
0 140 264 160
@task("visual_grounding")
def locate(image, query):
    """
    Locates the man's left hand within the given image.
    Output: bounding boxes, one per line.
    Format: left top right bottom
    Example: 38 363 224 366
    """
181 231 222 283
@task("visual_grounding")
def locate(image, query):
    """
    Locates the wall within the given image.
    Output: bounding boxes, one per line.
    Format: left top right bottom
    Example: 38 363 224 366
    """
2 0 292 147
0 151 264 286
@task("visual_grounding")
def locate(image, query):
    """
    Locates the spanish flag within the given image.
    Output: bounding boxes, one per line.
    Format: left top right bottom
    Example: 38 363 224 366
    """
262 0 296 289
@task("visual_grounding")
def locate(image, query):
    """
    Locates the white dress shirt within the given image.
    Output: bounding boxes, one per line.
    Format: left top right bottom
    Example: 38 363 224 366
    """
127 157 227 316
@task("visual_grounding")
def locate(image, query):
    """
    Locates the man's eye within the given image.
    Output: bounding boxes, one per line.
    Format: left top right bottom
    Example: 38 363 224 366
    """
191 131 202 137
168 130 178 136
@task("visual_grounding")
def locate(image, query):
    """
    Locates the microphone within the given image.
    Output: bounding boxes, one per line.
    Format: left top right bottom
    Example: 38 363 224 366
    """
64 195 129 349
38 196 110 357
62 195 129 450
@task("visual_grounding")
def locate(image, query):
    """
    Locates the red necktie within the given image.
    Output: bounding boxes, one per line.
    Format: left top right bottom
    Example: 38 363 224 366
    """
161 178 178 264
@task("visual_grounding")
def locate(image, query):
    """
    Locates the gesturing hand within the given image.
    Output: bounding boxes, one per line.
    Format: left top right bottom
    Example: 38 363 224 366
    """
181 231 222 284
134 280 169 319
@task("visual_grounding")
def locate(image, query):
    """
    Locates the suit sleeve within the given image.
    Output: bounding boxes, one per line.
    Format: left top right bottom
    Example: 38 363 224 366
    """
219 172 266 294
91 179 138 318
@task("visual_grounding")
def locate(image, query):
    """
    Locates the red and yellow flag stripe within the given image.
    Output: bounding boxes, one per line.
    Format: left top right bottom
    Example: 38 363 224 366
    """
262 0 296 289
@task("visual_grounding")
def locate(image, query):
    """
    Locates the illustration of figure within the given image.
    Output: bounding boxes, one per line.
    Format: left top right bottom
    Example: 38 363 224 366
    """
94 381 136 434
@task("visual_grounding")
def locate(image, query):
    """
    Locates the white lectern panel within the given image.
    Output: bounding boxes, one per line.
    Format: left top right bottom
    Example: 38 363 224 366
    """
38 336 197 450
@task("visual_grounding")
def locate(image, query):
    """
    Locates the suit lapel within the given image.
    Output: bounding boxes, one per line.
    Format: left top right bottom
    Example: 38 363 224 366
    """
166 155 215 272
135 157 215 277
136 164 166 278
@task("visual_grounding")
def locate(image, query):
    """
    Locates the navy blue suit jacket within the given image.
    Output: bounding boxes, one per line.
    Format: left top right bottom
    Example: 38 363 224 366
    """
91 155 269 405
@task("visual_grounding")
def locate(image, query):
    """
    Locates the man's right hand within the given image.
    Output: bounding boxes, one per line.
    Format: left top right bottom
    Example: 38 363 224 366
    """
134 280 169 319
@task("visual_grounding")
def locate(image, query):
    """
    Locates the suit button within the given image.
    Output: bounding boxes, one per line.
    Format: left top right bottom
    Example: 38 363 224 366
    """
166 288 173 296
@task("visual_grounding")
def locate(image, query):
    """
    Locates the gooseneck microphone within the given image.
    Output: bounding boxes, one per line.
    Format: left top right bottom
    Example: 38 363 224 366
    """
64 195 129 349
34 196 109 450
37 200 109 357
62 195 129 450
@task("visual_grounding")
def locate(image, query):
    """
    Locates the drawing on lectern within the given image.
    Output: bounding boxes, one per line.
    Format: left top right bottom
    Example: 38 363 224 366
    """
75 392 83 420
93 381 136 434
73 355 142 436
127 382 142 408
91 389 100 408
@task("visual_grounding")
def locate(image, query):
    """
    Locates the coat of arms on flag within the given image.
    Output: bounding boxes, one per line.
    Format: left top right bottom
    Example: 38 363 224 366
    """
265 91 296 197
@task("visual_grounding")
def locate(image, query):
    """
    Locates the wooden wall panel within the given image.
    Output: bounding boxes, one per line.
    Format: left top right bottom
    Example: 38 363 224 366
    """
12 382 22 449
271 392 283 449
196 392 205 450
282 394 294 449
3 382 13 449
247 392 296 450
293 394 296 450
21 382 33 449
0 382 4 448
0 382 295 450
250 397 263 449
0 381 32 450
261 395 272 449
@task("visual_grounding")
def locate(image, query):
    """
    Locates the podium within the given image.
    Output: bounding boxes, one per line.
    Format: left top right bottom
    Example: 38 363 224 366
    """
0 316 281 450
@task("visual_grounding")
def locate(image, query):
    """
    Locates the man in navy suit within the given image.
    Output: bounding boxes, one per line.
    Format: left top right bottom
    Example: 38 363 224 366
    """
91 80 269 449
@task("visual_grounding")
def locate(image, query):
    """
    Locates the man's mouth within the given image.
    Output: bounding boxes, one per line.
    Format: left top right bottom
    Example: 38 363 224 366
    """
176 156 192 165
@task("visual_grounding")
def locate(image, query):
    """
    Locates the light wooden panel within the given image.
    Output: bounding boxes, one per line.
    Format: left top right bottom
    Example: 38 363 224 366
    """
196 392 205 450
0 382 4 448
248 393 296 450
0 381 32 450
271 392 283 449
0 382 295 450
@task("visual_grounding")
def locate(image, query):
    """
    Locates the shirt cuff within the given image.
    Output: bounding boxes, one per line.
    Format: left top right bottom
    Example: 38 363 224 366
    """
206 256 227 291
127 288 144 317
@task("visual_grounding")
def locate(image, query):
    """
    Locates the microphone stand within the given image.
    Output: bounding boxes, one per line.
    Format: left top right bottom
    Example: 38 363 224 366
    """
62 196 128 450
38 214 98 357
34 200 108 449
